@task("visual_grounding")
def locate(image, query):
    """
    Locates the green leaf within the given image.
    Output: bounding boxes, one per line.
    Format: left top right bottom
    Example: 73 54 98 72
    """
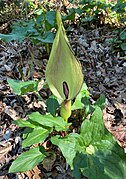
41 31 55 43
81 96 93 116
121 43 126 51
80 106 107 146
81 16 94 22
46 96 59 115
32 32 54 44
51 133 85 169
63 8 75 21
28 112 71 131
46 11 56 26
72 83 89 110
72 152 88 179
73 152 108 179
50 105 126 178
87 155 108 179
0 33 24 42
0 20 36 42
72 105 126 178
45 10 83 100
7 78 37 95
93 139 126 179
22 127 33 140
95 147 126 179
73 137 126 179
9 146 46 173
13 119 35 128
35 13 44 26
93 94 105 110
120 29 126 40
112 2 126 13
21 84 35 94
51 134 78 168
51 107 106 170
22 126 50 148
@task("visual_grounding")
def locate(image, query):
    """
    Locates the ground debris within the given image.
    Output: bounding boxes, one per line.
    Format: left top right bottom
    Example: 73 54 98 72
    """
0 23 126 178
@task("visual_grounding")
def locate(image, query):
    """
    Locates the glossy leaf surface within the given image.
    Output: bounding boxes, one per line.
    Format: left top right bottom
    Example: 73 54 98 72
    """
28 112 71 131
9 146 46 173
22 126 50 148
51 107 126 179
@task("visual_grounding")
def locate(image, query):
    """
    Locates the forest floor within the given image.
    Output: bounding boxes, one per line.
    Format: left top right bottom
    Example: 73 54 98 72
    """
0 22 126 179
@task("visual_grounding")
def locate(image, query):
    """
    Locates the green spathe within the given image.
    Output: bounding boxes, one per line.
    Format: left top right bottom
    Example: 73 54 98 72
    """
45 10 83 100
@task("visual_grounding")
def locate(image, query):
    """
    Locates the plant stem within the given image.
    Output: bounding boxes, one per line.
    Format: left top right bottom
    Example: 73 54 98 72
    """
60 100 71 123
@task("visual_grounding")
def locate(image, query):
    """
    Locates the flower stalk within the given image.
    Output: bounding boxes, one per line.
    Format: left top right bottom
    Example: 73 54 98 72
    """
45 10 83 122
60 100 71 123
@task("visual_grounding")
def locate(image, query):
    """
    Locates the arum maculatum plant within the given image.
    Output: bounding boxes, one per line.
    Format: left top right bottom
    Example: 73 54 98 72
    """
46 10 83 122
8 10 126 179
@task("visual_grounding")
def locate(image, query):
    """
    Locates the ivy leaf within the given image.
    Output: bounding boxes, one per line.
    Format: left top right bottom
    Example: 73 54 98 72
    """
41 31 55 43
46 11 56 26
0 20 35 42
9 146 46 173
7 78 38 95
0 33 25 42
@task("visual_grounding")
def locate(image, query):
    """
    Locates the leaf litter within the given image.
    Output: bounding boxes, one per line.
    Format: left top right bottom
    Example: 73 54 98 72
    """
0 23 126 179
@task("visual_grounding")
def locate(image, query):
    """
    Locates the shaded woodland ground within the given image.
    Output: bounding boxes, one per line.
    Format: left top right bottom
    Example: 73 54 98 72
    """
0 0 126 178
